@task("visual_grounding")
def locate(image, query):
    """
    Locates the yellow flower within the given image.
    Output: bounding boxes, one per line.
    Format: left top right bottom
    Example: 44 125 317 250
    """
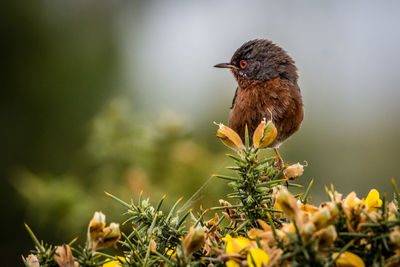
222 234 251 254
88 211 106 243
333 251 365 267
103 260 121 267
225 260 240 267
247 248 269 267
166 248 176 258
102 256 126 267
361 189 382 213
222 235 257 267
253 119 277 149
222 234 248 267
90 219 121 251
96 223 121 250
223 234 252 266
226 260 240 267
215 123 244 151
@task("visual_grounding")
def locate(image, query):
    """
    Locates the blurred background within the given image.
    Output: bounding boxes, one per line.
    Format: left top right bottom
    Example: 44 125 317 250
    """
2 0 400 264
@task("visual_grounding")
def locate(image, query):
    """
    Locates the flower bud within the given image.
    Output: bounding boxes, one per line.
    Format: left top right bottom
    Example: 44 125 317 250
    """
184 226 205 256
215 123 244 151
253 119 277 149
283 163 304 180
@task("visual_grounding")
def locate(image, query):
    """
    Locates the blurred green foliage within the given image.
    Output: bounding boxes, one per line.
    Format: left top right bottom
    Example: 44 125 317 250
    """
13 99 230 240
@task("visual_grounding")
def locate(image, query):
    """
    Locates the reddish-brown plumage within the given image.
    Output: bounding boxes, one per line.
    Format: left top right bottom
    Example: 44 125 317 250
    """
228 77 303 148
215 39 304 149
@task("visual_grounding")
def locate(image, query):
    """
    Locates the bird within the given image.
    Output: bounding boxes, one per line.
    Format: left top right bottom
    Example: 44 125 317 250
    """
214 39 304 168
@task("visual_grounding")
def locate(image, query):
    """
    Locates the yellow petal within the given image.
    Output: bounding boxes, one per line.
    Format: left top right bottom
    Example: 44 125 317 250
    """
253 119 277 149
333 251 365 267
215 123 244 151
223 234 251 254
253 119 266 148
103 260 122 267
222 234 233 242
247 248 269 267
362 189 382 213
226 260 240 267
102 257 126 267
166 248 176 258
259 121 277 148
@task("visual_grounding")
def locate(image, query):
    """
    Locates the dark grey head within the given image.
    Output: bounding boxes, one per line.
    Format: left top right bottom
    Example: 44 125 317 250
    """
214 39 298 83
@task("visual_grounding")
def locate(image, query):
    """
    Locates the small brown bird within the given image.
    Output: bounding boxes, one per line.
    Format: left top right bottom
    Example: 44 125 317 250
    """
214 39 304 168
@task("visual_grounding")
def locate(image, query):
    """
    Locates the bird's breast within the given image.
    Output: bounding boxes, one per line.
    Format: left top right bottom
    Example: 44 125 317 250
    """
228 77 303 146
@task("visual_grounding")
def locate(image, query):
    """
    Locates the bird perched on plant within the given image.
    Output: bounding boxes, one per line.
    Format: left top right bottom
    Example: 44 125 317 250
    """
214 39 304 168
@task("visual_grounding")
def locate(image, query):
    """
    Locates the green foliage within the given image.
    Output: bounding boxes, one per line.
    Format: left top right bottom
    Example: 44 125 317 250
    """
13 99 228 239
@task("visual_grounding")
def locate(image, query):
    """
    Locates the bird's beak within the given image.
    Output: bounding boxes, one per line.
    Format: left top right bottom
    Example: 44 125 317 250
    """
214 63 239 70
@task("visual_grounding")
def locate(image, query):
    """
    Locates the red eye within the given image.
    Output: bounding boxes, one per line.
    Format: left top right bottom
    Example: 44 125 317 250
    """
239 60 248 69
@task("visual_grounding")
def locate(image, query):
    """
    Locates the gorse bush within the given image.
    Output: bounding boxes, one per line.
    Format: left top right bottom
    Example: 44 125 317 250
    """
23 121 400 267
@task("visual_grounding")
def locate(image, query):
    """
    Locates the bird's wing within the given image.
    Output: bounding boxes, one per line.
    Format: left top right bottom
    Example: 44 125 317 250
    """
230 87 238 109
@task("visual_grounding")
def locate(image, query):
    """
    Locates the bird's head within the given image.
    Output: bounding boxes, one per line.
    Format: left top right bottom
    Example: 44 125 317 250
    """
214 39 298 87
